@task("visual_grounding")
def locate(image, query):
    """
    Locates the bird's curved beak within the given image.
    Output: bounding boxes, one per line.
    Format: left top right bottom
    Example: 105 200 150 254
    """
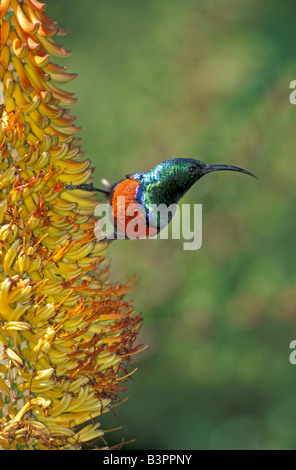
201 163 257 179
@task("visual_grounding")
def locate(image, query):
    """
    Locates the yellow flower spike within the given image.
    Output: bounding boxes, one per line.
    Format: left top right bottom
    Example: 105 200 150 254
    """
0 0 143 450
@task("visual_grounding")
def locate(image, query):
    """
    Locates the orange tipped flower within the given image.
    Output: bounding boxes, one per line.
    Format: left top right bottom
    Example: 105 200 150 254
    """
0 0 142 449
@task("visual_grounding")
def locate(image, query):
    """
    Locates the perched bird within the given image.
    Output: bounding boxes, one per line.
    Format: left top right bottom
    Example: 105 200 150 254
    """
67 158 256 239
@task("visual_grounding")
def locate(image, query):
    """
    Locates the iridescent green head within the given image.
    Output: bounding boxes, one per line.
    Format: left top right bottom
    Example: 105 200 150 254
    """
128 158 256 208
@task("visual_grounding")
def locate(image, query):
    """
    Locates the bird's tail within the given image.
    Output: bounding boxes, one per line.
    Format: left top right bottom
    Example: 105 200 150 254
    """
67 182 110 194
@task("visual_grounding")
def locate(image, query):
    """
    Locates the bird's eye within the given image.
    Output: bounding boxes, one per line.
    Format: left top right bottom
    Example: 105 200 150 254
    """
188 165 196 174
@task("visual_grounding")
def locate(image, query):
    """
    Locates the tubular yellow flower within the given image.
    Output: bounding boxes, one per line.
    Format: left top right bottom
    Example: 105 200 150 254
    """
0 0 142 449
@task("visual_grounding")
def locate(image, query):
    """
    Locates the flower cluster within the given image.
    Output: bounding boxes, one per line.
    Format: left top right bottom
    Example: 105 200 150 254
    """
0 0 142 449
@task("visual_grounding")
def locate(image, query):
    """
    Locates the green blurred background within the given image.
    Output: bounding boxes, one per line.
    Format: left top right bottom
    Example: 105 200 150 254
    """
48 0 296 449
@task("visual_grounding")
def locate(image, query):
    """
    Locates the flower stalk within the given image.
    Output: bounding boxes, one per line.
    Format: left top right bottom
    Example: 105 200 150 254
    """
0 0 142 449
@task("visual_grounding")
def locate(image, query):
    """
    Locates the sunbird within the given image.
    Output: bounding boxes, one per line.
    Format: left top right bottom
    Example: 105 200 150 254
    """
67 158 256 238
